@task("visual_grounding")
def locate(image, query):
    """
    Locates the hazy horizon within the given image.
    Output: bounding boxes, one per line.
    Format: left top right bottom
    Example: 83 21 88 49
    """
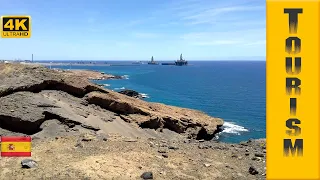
3 58 266 62
1 0 265 60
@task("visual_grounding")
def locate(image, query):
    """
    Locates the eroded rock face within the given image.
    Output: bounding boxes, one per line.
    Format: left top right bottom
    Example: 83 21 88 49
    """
84 91 224 139
0 63 224 140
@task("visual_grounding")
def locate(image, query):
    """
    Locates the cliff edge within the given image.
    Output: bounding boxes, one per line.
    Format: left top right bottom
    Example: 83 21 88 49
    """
0 63 223 140
0 63 266 180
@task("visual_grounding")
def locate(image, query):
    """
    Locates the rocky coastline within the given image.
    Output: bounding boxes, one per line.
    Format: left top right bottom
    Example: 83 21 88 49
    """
0 62 266 180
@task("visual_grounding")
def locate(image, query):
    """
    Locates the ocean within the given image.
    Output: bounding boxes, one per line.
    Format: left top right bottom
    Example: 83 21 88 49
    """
47 61 266 143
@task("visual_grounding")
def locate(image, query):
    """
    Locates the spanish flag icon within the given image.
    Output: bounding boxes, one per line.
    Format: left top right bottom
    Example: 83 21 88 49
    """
0 136 31 157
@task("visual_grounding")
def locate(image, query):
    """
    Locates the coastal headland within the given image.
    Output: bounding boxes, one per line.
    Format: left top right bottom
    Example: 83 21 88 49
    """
0 62 266 179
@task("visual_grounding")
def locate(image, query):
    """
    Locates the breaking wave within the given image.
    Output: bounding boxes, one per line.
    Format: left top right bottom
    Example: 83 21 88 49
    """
221 122 249 135
140 93 149 98
122 75 129 79
114 87 126 90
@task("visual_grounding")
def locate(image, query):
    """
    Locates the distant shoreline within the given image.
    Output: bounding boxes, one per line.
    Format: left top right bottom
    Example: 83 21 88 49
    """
26 62 142 67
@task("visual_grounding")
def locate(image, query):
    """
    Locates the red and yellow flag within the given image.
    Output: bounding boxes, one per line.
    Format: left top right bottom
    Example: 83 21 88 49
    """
0 136 31 157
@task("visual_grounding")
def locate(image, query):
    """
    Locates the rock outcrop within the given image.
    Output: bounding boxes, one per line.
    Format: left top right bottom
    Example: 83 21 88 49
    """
0 63 223 140
118 89 143 99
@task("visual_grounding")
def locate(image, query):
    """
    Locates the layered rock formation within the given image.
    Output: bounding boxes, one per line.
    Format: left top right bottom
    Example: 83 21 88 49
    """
0 63 223 140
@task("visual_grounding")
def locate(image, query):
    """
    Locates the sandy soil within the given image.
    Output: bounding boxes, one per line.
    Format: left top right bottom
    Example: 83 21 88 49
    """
0 136 266 180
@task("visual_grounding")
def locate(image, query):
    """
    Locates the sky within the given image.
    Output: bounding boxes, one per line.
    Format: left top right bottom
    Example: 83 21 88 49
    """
0 0 266 61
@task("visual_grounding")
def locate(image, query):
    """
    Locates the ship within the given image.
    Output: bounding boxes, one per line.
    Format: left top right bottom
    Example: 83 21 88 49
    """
147 56 159 65
175 53 188 66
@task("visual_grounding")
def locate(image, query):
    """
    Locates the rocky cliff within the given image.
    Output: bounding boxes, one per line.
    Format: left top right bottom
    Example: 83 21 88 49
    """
0 63 223 140
0 63 266 180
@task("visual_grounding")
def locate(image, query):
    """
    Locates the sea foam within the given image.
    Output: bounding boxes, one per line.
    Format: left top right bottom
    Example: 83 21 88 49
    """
114 87 126 90
122 75 129 79
140 93 150 98
222 122 249 135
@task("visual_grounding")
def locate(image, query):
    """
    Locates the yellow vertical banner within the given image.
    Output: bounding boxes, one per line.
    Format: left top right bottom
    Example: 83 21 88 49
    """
267 0 320 179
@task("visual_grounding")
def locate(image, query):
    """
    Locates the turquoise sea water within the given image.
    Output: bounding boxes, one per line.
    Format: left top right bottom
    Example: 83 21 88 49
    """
48 61 266 143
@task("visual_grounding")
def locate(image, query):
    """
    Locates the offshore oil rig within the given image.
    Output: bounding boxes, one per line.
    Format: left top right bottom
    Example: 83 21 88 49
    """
175 53 188 66
147 56 159 65
147 54 188 66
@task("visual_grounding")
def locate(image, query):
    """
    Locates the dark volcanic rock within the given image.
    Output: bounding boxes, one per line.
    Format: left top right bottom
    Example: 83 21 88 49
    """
118 89 143 99
162 153 169 158
254 153 264 157
249 166 259 175
141 172 153 179
21 159 38 168
109 75 123 79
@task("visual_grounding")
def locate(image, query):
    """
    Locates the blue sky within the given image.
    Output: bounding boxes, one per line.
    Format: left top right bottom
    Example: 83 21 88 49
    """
0 0 265 60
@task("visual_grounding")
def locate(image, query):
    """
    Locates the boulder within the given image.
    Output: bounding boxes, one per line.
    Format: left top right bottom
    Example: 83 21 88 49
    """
118 89 143 99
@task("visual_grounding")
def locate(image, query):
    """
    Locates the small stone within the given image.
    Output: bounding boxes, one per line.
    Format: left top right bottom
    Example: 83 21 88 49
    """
204 163 211 167
255 153 264 157
239 141 248 146
96 131 109 141
263 149 266 153
21 159 38 168
245 153 250 156
160 140 167 143
198 140 205 142
10 109 14 112
198 145 209 149
249 166 259 175
245 149 249 152
162 154 168 158
158 148 167 153
168 145 179 150
124 138 137 142
262 173 266 176
75 141 84 148
149 142 155 147
141 172 153 179
251 157 262 161
231 154 238 158
238 156 243 160
81 133 96 141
